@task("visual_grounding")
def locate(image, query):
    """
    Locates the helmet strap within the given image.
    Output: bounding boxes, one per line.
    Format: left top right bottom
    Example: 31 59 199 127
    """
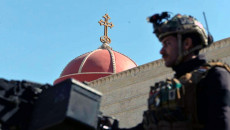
175 34 183 65
175 33 204 65
183 44 203 56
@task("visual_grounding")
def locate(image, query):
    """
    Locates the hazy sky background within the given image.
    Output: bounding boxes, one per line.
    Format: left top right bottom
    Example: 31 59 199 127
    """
1 0 229 84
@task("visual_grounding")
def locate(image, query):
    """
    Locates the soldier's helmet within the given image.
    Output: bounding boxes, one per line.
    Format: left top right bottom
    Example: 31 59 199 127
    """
148 12 211 47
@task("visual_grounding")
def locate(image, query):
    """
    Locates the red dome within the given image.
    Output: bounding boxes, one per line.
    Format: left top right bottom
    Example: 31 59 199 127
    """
54 49 137 85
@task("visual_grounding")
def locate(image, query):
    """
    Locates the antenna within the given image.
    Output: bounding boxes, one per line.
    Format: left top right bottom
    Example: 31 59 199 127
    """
203 12 213 44
203 12 210 34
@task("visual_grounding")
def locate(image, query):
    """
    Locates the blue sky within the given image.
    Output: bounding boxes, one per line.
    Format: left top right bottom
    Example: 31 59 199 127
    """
0 0 229 84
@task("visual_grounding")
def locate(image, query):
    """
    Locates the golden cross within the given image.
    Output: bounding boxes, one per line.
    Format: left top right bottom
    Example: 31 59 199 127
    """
98 14 114 44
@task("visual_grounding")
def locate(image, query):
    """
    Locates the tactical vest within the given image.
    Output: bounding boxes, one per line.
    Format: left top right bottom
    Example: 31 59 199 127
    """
143 61 230 130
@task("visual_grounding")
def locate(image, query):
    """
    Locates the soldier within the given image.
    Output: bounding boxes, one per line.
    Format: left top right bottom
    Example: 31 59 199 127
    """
114 12 230 130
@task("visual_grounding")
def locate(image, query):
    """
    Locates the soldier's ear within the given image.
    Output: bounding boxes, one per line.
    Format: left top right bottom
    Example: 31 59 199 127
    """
183 37 193 51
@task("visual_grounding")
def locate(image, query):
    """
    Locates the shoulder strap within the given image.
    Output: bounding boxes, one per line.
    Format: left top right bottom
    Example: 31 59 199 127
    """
206 61 230 73
183 61 230 85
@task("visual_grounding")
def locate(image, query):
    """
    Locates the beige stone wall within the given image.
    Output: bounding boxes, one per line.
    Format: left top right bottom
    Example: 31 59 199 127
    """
89 37 230 128
90 60 173 127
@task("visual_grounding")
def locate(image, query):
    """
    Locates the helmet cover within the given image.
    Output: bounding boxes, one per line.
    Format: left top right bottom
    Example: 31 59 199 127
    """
148 12 208 46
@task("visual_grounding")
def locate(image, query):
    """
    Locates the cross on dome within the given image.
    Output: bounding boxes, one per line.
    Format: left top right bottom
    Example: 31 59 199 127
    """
98 14 114 49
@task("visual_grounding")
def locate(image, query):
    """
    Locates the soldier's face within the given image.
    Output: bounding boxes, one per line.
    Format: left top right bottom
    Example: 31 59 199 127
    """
160 35 179 67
